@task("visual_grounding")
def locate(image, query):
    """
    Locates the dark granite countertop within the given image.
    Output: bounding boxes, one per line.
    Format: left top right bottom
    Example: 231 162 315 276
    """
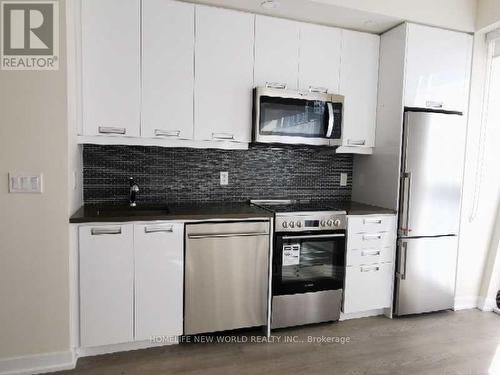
69 202 274 223
336 201 396 216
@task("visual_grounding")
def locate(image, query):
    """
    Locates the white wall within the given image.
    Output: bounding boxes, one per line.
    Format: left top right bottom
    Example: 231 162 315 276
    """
0 0 71 364
477 0 500 31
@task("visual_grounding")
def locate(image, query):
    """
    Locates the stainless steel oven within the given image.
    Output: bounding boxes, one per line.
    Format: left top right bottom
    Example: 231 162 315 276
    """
253 86 344 146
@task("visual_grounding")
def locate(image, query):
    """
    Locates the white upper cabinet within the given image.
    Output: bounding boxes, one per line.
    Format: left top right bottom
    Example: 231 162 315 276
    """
81 0 140 137
141 0 194 140
254 16 300 90
134 223 184 340
299 23 342 93
405 24 472 112
194 6 255 143
338 30 380 150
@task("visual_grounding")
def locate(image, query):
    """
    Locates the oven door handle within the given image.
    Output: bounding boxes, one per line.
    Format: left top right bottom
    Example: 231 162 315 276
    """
326 102 334 138
281 234 345 240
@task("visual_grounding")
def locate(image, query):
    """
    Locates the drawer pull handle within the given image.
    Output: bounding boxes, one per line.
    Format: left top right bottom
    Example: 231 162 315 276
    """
98 126 126 135
425 100 443 109
362 234 383 241
361 250 381 256
91 227 122 235
309 86 328 94
347 139 366 146
212 132 234 140
144 226 173 233
363 218 382 224
154 129 180 137
361 266 380 272
265 82 287 89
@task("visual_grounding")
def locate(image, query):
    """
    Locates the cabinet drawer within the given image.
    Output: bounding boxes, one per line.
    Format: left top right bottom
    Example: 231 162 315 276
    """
348 215 395 234
344 262 393 313
346 247 393 266
348 230 395 250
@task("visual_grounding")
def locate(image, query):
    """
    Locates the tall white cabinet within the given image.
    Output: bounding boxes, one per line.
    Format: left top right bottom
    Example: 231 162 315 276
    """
81 0 140 137
338 30 380 151
141 0 195 140
194 6 255 143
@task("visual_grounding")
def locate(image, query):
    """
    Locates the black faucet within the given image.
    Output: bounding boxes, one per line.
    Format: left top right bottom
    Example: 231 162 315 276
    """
129 177 139 207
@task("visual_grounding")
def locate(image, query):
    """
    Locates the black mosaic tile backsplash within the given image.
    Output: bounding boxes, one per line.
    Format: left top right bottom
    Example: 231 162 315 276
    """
83 144 353 205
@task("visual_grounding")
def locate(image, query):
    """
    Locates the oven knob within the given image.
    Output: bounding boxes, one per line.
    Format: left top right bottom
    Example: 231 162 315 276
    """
289 221 295 228
334 219 341 227
282 222 288 228
296 221 302 228
320 220 326 227
327 219 333 227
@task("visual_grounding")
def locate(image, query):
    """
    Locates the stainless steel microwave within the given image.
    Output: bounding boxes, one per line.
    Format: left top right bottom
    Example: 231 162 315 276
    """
253 86 344 146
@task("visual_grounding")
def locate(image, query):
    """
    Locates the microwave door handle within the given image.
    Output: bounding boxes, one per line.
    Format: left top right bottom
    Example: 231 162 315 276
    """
326 102 334 138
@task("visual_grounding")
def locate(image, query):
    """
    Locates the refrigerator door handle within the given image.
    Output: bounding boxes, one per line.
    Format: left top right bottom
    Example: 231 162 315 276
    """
396 241 408 280
399 172 412 236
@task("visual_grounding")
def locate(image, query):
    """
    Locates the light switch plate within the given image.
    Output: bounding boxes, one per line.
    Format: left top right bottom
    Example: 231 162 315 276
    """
340 173 348 187
220 171 229 186
9 173 43 193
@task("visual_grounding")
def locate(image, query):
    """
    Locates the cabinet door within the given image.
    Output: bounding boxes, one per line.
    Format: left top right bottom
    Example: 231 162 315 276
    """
142 0 194 140
344 262 393 314
134 223 184 340
299 23 341 93
194 6 254 143
81 0 140 137
79 224 134 347
254 15 300 90
405 24 472 112
339 30 380 148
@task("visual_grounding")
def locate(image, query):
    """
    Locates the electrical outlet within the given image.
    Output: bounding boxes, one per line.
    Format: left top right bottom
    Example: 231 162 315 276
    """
340 173 348 187
220 171 229 186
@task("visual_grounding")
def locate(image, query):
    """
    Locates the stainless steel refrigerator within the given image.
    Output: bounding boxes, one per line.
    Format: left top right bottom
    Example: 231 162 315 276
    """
394 108 466 316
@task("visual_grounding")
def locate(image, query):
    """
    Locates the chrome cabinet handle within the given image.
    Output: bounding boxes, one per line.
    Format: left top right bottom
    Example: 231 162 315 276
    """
347 139 366 146
282 233 345 240
361 249 381 256
154 129 180 137
212 133 234 140
362 233 383 241
326 102 334 138
363 218 382 224
361 265 380 272
188 232 268 239
309 86 328 94
98 126 126 135
144 225 173 233
426 100 443 109
91 227 122 235
265 82 287 89
396 241 408 280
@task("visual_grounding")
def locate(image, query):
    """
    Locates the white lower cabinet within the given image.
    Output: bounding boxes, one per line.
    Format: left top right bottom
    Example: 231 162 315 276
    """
344 263 394 313
134 223 184 340
79 222 184 348
343 214 396 314
79 224 135 347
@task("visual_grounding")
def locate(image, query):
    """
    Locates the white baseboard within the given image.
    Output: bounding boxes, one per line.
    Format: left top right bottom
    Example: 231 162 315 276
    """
454 296 479 310
340 309 385 321
77 338 178 358
0 351 76 375
478 296 498 312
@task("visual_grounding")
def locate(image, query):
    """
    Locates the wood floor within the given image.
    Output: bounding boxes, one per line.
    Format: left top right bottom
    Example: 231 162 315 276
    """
59 310 500 375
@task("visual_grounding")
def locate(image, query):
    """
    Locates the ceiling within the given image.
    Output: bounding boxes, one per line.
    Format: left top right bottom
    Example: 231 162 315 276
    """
185 0 403 34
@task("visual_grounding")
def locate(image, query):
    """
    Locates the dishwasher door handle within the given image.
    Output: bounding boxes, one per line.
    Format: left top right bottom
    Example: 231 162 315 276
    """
187 232 269 239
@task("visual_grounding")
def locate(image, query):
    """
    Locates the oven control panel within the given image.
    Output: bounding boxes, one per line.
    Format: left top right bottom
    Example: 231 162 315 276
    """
275 212 346 232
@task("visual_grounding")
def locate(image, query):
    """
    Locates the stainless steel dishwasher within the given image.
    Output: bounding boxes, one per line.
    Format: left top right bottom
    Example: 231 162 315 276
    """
185 221 270 335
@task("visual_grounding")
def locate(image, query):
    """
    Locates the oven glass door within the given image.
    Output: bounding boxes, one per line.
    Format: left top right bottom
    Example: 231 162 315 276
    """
273 231 346 295
259 96 329 138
